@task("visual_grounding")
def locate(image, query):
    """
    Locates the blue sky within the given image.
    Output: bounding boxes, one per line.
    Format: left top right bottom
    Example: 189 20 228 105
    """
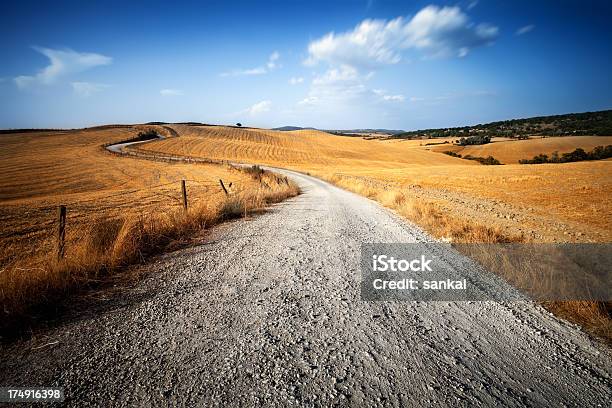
1 0 611 130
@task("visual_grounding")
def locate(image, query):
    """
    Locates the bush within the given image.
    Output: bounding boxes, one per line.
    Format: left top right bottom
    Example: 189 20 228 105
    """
463 155 502 165
137 129 159 139
457 135 491 146
442 151 462 158
519 145 612 164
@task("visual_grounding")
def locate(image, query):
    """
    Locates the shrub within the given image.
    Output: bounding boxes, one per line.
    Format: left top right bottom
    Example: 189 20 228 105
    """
442 151 462 158
137 129 159 139
457 135 491 146
519 145 612 164
463 155 502 165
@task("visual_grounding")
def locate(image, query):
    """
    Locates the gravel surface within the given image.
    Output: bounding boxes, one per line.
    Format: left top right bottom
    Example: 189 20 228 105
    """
1 169 610 406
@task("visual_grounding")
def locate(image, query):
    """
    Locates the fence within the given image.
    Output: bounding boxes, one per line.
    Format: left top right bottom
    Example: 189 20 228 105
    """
0 134 268 265
0 175 238 266
51 178 234 260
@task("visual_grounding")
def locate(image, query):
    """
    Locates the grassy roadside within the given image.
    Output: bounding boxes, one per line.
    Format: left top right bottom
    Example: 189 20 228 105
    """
319 172 611 343
0 166 299 338
323 173 524 243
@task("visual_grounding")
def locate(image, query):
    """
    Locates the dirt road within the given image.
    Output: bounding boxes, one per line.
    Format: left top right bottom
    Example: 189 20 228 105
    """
1 169 610 406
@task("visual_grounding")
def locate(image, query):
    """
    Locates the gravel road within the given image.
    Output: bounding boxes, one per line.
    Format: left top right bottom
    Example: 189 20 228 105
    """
1 169 610 406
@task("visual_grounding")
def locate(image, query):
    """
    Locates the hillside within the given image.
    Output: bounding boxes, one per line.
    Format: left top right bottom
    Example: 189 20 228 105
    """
272 126 404 135
133 124 611 243
430 135 612 164
136 125 467 170
0 126 263 265
393 109 612 139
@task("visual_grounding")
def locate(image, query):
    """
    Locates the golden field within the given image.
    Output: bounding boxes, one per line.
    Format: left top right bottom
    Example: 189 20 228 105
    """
0 126 298 332
0 126 257 261
430 135 612 163
136 125 612 243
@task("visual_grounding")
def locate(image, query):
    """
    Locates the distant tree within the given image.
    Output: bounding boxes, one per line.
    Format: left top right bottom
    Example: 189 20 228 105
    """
236 123 242 127
458 135 491 146
561 147 587 162
519 146 612 164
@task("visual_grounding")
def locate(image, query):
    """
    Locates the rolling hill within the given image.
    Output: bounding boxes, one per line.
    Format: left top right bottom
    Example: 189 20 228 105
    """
393 109 612 139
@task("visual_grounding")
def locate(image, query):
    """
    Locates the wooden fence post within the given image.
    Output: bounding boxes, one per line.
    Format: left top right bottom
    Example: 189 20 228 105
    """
57 205 66 260
219 179 229 195
181 180 188 211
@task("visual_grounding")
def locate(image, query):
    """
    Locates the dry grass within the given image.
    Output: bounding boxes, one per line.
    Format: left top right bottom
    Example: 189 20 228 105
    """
544 301 611 342
0 128 298 335
430 135 612 164
0 126 260 265
135 124 468 169
327 174 522 244
134 125 611 242
1 170 298 334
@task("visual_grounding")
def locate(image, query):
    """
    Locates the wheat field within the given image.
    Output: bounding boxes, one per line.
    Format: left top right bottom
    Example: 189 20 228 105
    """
430 135 612 163
0 126 264 264
135 125 612 243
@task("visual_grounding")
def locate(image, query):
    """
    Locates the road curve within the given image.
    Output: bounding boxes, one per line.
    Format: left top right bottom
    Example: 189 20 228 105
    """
105 134 165 154
1 169 610 406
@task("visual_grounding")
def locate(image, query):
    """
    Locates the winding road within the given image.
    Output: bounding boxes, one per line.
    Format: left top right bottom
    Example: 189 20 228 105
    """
1 168 610 406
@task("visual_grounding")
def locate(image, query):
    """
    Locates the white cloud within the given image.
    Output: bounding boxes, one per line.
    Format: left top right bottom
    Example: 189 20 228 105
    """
71 82 110 97
305 5 498 67
302 65 369 106
373 88 405 102
299 66 405 109
245 100 272 116
221 51 281 77
160 88 184 96
516 24 535 36
467 1 479 10
221 67 265 77
383 94 405 102
15 47 112 88
289 76 304 85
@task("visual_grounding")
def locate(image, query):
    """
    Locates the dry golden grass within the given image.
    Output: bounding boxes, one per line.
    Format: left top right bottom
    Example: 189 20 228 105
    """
544 301 611 341
135 125 611 341
0 128 298 333
430 135 612 164
0 127 259 263
327 175 521 244
137 124 469 168
136 125 611 242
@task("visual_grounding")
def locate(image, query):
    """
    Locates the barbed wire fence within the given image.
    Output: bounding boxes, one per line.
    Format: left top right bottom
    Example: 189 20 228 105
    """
0 174 244 263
